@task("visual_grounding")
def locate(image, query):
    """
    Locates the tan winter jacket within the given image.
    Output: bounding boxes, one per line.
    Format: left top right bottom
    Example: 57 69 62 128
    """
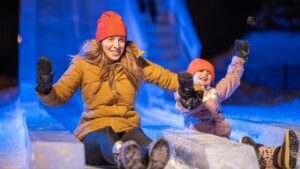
38 42 178 140
175 56 245 126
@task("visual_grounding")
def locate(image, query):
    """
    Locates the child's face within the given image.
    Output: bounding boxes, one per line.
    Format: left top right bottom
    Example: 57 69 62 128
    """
193 70 212 86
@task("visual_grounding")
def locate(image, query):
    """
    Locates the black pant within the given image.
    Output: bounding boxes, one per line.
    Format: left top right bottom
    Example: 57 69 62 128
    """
82 126 152 165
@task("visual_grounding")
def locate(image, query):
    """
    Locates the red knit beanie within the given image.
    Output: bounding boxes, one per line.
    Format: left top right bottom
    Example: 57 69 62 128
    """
95 11 127 42
187 58 215 81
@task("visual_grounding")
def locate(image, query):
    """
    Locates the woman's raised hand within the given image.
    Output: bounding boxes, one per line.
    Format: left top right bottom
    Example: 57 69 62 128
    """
36 56 54 94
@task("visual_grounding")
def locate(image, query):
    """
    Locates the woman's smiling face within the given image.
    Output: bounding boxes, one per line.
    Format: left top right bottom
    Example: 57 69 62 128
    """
101 36 126 61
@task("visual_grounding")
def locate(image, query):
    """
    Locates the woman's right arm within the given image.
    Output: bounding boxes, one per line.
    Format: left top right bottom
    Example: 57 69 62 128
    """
37 57 83 107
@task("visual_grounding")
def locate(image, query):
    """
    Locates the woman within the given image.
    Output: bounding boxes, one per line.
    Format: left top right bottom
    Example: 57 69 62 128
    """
175 40 299 169
36 11 178 169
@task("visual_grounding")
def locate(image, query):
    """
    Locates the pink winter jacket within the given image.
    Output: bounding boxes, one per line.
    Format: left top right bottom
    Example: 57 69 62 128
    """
175 56 245 127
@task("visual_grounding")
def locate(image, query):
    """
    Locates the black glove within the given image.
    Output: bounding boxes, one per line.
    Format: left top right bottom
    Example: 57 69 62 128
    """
235 39 249 62
178 72 194 99
36 56 54 94
178 72 203 110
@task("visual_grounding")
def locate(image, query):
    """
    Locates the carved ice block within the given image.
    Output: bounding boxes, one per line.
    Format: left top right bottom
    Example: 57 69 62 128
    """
162 129 260 169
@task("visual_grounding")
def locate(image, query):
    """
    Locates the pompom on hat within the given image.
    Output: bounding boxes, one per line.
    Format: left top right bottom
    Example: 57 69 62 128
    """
187 58 215 81
95 11 127 42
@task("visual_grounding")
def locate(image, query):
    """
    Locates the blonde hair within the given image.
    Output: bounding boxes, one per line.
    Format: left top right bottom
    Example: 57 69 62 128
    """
78 39 144 96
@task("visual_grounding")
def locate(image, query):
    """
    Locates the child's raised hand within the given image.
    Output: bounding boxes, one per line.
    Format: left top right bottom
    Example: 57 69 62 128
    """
235 39 249 62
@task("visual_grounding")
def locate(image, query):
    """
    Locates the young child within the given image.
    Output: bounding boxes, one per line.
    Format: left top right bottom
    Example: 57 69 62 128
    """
175 40 249 138
175 40 299 169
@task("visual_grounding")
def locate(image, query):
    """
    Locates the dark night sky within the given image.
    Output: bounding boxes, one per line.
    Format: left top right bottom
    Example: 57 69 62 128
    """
0 1 19 78
186 0 300 60
0 1 19 89
186 0 262 60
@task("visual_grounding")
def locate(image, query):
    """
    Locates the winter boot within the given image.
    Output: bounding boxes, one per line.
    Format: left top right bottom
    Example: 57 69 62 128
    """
240 136 266 169
273 129 299 169
113 140 124 169
113 140 146 169
146 138 171 169
258 146 276 168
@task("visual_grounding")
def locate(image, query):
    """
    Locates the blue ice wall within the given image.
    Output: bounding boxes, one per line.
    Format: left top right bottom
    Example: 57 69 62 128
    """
242 30 300 90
